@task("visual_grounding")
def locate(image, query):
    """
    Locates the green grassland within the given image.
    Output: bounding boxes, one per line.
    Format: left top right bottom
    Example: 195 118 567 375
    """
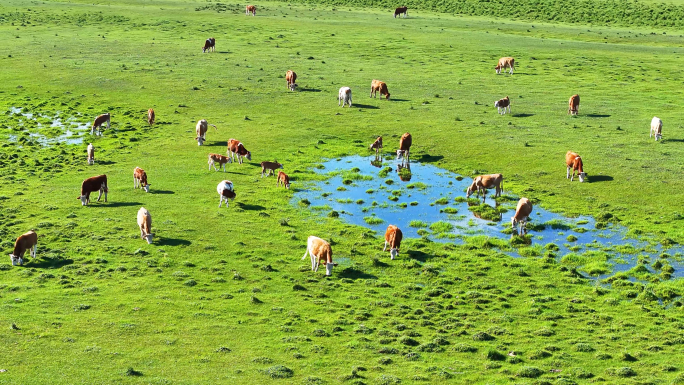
1 0 683 383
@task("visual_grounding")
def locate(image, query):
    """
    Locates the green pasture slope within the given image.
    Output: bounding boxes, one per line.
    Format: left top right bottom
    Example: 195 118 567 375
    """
1 0 683 383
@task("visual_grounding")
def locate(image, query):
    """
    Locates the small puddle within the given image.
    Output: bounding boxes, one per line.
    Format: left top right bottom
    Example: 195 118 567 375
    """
5 107 90 146
294 155 682 280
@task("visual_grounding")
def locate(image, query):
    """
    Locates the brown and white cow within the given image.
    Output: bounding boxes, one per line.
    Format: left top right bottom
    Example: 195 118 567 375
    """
370 80 390 99
195 119 217 146
394 6 408 18
396 132 412 162
565 151 586 182
208 153 232 172
383 225 403 260
261 160 283 177
9 230 37 266
495 96 510 114
217 180 236 208
227 139 252 164
134 167 151 192
87 143 95 165
568 94 580 115
338 87 352 107
137 207 154 244
651 117 663 141
202 37 215 53
277 170 290 189
466 173 504 200
148 108 155 125
78 174 108 206
246 5 256 15
286 70 297 91
369 136 383 155
301 235 336 276
495 57 515 74
511 198 533 235
91 113 110 135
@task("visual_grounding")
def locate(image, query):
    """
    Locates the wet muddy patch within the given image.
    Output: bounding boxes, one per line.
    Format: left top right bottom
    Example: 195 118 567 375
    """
295 155 683 280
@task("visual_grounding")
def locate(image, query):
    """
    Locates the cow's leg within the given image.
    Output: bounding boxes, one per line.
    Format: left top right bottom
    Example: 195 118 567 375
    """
104 189 108 202
31 244 36 258
566 166 571 179
571 169 575 181
383 240 388 252
96 189 103 202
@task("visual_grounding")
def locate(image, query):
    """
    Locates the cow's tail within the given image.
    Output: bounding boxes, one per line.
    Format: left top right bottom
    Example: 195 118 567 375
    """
209 124 218 131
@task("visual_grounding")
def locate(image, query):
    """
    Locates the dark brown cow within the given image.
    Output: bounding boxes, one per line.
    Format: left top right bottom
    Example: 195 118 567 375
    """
78 174 108 206
91 113 110 135
394 6 408 18
261 161 283 177
203 37 215 53
227 139 252 164
568 94 580 115
277 170 290 189
495 96 510 114
9 230 37 266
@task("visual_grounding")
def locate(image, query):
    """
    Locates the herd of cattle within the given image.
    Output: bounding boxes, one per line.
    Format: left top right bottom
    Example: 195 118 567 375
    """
6 6 666 276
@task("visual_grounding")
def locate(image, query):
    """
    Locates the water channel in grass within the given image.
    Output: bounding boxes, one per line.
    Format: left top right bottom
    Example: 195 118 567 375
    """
5 107 90 146
294 155 683 280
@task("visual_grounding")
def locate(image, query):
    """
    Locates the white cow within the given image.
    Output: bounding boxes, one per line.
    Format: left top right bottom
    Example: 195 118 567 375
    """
217 180 236 207
650 117 662 141
137 207 154 244
338 87 352 107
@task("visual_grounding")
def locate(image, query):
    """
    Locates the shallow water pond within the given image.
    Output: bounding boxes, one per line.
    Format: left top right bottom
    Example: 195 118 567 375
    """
5 107 89 145
294 155 683 279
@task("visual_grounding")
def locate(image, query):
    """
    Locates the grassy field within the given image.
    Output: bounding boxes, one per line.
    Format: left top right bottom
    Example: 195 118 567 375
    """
1 0 683 383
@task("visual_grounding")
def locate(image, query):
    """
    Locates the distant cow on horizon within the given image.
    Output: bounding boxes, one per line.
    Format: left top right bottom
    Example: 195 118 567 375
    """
203 37 215 53
394 6 408 18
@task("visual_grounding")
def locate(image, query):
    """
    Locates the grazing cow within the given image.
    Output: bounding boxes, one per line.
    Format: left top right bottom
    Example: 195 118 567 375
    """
495 57 515 74
246 5 256 15
650 117 663 141
565 151 586 182
301 236 336 276
369 136 383 155
9 230 37 266
78 174 108 206
277 170 290 189
568 94 580 115
466 173 504 200
87 143 95 165
383 225 403 260
495 96 510 115
133 167 151 192
338 87 352 107
511 198 533 235
227 139 252 164
286 70 297 91
202 37 215 53
217 180 236 208
370 80 390 100
91 113 110 135
195 119 217 146
148 108 155 125
261 160 283 177
396 132 412 162
137 207 154 244
208 153 232 172
394 6 408 18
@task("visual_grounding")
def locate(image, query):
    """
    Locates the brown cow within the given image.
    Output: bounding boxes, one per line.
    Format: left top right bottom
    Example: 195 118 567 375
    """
227 139 252 164
78 174 108 206
286 70 297 91
202 37 215 53
217 180 236 208
9 230 37 266
277 170 290 189
565 151 586 182
246 5 256 15
91 113 110 135
369 136 383 155
208 153 232 172
495 96 510 114
301 236 337 276
495 57 515 74
568 94 580 115
394 6 408 18
466 174 504 200
87 143 95 165
134 167 151 192
511 198 533 235
148 108 155 125
137 207 154 244
261 160 283 177
383 225 403 260
370 80 390 99
396 132 412 162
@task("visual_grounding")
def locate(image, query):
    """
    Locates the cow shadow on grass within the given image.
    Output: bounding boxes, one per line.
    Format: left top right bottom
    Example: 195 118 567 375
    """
389 98 410 102
588 175 613 183
157 238 191 247
28 257 73 269
407 250 434 262
152 190 174 195
664 138 684 143
299 87 322 92
416 154 444 163
337 266 377 280
96 160 116 165
106 202 144 208
352 104 380 109
205 141 226 147
513 113 534 118
237 202 266 211
587 114 611 118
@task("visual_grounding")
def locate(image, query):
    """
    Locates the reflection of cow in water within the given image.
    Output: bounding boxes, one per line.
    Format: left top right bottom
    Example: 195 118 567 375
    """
397 163 411 181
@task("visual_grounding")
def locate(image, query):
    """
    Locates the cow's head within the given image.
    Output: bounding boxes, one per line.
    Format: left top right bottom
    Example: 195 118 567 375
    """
289 83 297 91
78 195 88 206
578 172 586 183
494 100 500 108
143 233 154 244
466 183 476 198
396 150 405 160
389 248 399 260
143 184 151 193
245 151 252 161
495 65 501 74
9 254 22 266
284 181 290 189
511 216 519 230
325 263 334 276
196 136 205 146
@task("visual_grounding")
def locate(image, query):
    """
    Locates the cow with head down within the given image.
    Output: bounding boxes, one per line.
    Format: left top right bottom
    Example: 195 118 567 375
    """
78 174 108 206
137 207 154 244
195 119 217 146
9 230 37 266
